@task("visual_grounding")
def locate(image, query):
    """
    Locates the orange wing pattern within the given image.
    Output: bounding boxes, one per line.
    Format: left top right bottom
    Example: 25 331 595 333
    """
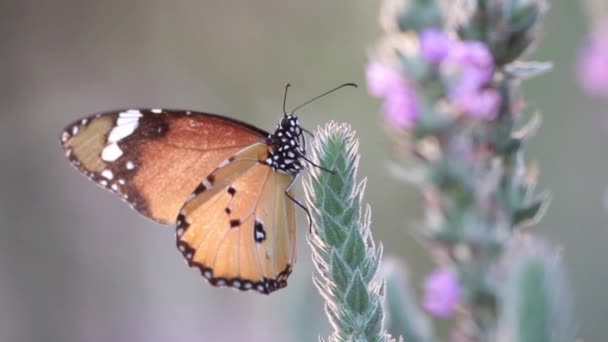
176 143 297 294
61 109 307 294
60 109 268 224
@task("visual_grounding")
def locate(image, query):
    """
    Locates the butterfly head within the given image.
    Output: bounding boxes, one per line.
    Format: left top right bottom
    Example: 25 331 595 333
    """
266 114 305 176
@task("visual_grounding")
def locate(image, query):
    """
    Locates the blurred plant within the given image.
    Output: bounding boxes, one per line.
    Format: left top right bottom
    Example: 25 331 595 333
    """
360 0 574 341
577 0 608 98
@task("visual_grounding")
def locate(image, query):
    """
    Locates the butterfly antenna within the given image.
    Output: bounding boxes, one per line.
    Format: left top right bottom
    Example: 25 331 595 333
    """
290 82 358 114
282 83 291 117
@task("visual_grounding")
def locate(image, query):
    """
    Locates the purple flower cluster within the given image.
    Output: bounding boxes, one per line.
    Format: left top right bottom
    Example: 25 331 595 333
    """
577 24 608 98
422 268 461 318
366 28 500 130
366 61 419 129
421 30 499 120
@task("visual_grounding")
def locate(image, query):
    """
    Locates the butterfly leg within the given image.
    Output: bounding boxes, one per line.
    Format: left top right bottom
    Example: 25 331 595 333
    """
285 191 313 234
284 176 313 234
298 154 335 175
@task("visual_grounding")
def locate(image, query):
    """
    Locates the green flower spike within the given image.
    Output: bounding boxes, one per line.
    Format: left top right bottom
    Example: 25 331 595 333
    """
304 122 393 342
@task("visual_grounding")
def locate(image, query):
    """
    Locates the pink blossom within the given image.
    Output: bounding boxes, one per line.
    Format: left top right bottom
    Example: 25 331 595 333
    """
448 41 494 72
422 268 461 318
440 40 500 120
453 88 501 120
420 28 452 64
450 67 492 96
366 61 407 98
366 61 420 128
577 25 608 98
381 87 419 129
446 41 495 86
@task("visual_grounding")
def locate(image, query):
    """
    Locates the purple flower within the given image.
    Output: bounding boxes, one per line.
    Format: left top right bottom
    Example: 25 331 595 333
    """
577 25 608 98
366 61 420 128
446 41 495 86
366 61 407 98
453 88 501 120
422 268 461 318
449 67 492 97
420 28 452 64
447 41 494 88
381 87 419 129
439 40 499 119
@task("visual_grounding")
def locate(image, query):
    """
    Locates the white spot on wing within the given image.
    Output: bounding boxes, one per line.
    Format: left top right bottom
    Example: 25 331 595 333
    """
61 131 70 143
116 116 139 125
109 112 141 143
108 124 137 143
151 108 162 114
101 143 123 161
125 160 135 170
101 169 114 180
72 126 79 135
120 109 143 118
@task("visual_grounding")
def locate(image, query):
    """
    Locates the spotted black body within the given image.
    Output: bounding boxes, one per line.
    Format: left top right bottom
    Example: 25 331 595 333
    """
265 114 305 176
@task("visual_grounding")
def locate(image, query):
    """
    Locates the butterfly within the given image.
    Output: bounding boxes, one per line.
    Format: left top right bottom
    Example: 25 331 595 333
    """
60 83 356 294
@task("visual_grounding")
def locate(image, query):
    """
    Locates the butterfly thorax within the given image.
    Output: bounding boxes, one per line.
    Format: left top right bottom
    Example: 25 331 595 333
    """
265 114 304 176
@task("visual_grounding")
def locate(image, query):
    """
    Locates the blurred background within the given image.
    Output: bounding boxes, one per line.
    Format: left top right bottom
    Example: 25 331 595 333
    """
0 1 605 341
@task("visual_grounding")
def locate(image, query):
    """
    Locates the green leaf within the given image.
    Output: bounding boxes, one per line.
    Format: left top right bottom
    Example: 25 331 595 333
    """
504 61 553 80
342 228 367 267
364 300 386 338
331 250 354 290
512 193 550 228
508 3 540 34
345 271 371 315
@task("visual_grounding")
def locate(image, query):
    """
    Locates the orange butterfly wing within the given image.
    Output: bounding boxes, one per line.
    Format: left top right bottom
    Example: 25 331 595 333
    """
176 143 297 294
60 109 268 224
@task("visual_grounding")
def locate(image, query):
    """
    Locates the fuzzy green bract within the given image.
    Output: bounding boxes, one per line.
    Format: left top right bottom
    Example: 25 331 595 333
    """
304 122 392 342
496 236 574 342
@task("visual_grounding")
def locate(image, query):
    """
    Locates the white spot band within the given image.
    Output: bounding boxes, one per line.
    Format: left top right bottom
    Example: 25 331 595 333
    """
101 143 123 162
